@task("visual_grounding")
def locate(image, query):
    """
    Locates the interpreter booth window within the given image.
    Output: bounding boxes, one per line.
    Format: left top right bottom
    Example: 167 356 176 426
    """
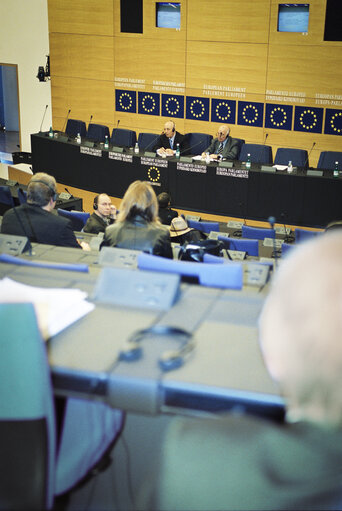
277 4 309 33
156 3 181 29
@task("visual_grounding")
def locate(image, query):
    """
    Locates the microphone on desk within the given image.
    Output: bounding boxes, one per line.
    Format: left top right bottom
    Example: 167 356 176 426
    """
280 212 295 243
62 109 71 133
65 187 74 198
268 215 279 268
303 141 316 170
263 132 269 145
143 133 161 153
13 206 34 257
39 104 48 133
180 139 206 156
116 119 120 129
88 114 93 126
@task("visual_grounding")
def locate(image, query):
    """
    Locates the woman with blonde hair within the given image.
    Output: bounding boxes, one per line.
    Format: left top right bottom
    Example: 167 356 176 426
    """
101 181 172 258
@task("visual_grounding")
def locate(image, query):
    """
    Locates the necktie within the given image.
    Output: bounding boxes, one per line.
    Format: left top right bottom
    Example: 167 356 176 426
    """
218 142 223 154
170 139 173 149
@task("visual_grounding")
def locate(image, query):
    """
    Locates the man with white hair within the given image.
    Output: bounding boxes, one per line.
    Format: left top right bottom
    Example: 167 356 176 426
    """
142 232 342 510
201 124 240 160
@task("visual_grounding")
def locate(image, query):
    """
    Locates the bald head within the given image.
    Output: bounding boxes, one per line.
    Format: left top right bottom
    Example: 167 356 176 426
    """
217 125 230 142
259 232 342 426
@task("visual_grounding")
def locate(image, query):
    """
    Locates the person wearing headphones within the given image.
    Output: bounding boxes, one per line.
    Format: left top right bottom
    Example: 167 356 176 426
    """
1 172 89 249
153 120 189 156
83 193 116 234
201 124 240 160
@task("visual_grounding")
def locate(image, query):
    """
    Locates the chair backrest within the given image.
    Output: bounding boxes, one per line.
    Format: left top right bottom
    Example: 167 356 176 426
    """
233 138 245 159
17 187 27 205
137 253 243 289
111 128 137 148
218 236 259 256
57 209 90 231
281 242 294 257
185 133 213 155
242 224 275 240
86 123 110 143
294 228 320 243
239 143 273 164
0 303 55 510
187 219 220 234
274 147 308 168
0 185 15 207
137 132 160 151
317 151 342 171
65 119 87 138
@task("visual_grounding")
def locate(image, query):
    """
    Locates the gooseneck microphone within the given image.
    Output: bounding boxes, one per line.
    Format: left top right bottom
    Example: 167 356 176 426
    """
280 212 295 243
268 215 278 268
180 139 206 156
39 104 48 133
65 187 74 198
88 114 93 126
303 141 316 170
13 206 34 256
263 133 269 145
116 119 120 129
143 133 161 152
62 109 71 133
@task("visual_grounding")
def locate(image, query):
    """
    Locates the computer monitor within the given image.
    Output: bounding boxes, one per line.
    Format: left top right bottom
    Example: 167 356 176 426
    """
156 3 181 29
277 3 309 33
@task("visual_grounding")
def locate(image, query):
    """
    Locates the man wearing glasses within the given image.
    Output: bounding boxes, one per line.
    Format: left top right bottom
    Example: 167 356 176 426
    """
202 124 240 160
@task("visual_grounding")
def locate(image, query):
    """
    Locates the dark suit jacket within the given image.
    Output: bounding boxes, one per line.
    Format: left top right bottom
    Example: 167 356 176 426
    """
153 131 189 155
1 203 80 248
158 207 178 226
205 136 240 160
83 212 114 235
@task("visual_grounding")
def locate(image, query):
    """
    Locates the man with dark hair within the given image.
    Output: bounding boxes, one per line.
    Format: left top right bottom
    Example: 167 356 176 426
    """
1 172 88 249
83 193 116 234
157 192 178 225
153 120 189 156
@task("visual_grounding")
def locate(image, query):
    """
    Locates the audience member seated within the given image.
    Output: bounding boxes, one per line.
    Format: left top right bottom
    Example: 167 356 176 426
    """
0 173 89 250
201 124 239 161
157 192 178 226
153 120 189 157
139 232 342 510
83 193 116 234
101 181 172 258
169 216 205 245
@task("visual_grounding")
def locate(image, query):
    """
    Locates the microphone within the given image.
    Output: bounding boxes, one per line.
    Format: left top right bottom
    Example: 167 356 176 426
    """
39 104 48 133
303 141 316 170
143 133 161 152
62 109 71 133
280 212 295 243
180 139 206 156
116 119 120 129
268 216 279 268
88 114 93 126
232 201 246 237
13 206 34 256
65 187 74 198
263 133 268 145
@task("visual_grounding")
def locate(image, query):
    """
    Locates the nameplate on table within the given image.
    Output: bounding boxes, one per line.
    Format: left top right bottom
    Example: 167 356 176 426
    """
208 231 229 240
140 156 168 168
80 146 102 157
227 220 243 229
216 167 249 179
108 151 133 163
263 237 284 249
177 162 207 174
307 169 323 177
275 226 291 235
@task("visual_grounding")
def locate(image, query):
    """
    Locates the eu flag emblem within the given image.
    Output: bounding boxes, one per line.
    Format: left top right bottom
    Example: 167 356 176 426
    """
324 108 342 136
294 106 323 134
186 96 209 121
211 99 236 124
265 104 293 131
115 90 136 113
161 94 184 119
138 92 160 116
238 101 263 127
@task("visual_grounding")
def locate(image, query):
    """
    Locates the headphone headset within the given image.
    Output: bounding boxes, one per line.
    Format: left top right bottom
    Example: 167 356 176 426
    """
30 179 58 201
171 120 175 133
93 195 99 210
119 325 194 372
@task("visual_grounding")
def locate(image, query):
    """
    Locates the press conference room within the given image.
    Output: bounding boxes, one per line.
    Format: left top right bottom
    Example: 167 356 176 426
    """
1 1 342 510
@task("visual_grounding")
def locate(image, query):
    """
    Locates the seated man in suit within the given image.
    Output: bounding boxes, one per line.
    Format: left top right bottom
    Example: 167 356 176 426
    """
83 193 116 234
201 124 239 160
140 232 342 510
153 120 189 156
1 172 89 249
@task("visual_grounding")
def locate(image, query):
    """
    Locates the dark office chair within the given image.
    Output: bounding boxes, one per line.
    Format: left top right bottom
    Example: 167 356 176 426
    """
233 138 245 160
57 209 90 231
317 151 342 171
185 133 213 155
87 123 110 143
0 303 56 510
218 236 259 257
187 219 220 234
281 242 294 257
242 225 275 240
65 119 87 138
17 187 27 204
274 148 308 169
0 185 15 208
111 128 137 148
137 132 160 151
239 143 273 164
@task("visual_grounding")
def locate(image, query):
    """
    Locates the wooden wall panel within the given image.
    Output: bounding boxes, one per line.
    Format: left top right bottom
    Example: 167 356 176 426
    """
187 0 271 43
48 0 114 36
50 34 114 81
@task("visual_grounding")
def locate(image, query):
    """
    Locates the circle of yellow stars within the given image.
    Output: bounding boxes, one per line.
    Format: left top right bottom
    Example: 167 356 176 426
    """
147 166 160 182
242 104 259 124
216 102 231 121
299 109 317 130
166 97 180 116
270 106 287 127
119 92 133 111
142 94 156 113
330 111 342 134
190 99 205 118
